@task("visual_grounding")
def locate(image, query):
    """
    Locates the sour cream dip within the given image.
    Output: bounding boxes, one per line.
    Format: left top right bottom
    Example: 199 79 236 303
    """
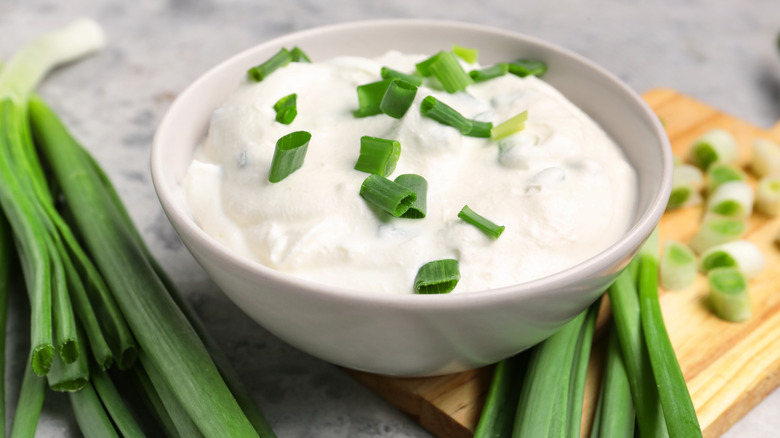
183 50 637 295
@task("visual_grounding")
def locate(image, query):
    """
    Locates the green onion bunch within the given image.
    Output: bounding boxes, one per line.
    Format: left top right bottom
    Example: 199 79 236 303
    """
1 19 275 437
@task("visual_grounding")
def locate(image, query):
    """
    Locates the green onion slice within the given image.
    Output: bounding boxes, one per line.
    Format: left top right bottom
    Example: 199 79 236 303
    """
420 96 493 138
491 110 528 140
380 79 418 119
290 46 311 63
699 240 765 279
687 128 738 170
458 205 505 238
750 137 780 177
272 93 297 125
268 131 311 183
507 59 547 77
380 67 423 86
706 163 744 194
359 174 416 217
708 267 751 322
415 50 447 76
354 79 393 118
452 45 479 64
247 48 292 82
394 174 427 219
414 259 460 294
755 175 780 216
354 136 401 177
659 240 697 291
706 180 753 219
429 51 474 93
689 214 747 254
469 63 509 83
666 163 703 210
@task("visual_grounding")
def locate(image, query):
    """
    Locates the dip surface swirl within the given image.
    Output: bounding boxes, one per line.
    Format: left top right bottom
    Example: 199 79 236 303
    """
183 50 637 294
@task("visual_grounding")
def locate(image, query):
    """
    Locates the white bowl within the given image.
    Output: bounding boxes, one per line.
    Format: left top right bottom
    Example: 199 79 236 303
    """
151 19 672 376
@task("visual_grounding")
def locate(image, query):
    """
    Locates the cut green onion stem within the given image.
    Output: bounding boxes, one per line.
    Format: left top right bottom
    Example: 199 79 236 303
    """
659 240 697 291
380 79 418 119
469 63 509 83
458 205 505 239
394 174 427 218
268 131 311 183
687 128 738 170
429 51 474 93
289 46 310 63
413 259 460 294
491 110 528 140
667 163 703 210
415 50 446 76
708 267 751 322
272 93 297 125
689 214 747 254
354 79 393 118
706 180 753 219
420 96 492 137
354 136 401 177
755 175 780 216
452 44 478 63
506 59 547 77
699 240 765 279
380 67 423 86
706 163 745 194
751 137 780 177
247 48 291 82
359 174 416 217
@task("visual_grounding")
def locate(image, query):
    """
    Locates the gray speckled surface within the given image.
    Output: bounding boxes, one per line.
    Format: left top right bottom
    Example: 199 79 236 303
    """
2 1 780 437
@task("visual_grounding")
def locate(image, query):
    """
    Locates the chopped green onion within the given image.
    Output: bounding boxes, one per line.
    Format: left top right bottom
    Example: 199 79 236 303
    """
429 51 474 93
706 180 753 219
354 79 392 118
491 110 528 140
699 240 765 279
452 45 478 63
268 130 311 183
354 136 401 177
755 175 780 216
667 163 703 210
706 163 744 194
708 267 751 322
380 67 423 86
507 59 547 77
420 95 492 137
272 93 297 125
689 214 747 254
394 174 427 218
413 259 460 294
359 174 416 217
289 46 310 63
415 50 446 76
750 137 780 177
458 205 505 239
638 235 703 436
687 128 738 170
659 240 697 290
469 63 509 83
247 48 292 82
47 323 89 391
379 79 418 119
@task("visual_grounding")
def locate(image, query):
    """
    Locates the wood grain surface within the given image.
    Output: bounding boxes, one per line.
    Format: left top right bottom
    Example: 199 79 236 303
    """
346 88 780 438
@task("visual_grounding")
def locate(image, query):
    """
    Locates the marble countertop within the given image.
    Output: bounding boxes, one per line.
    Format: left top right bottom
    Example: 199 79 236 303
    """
2 1 779 437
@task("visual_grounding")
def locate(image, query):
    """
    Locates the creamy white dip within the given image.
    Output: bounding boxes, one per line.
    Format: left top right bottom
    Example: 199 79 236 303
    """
183 50 637 294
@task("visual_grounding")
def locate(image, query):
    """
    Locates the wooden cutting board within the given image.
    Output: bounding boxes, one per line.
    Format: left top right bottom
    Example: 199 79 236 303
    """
346 88 780 438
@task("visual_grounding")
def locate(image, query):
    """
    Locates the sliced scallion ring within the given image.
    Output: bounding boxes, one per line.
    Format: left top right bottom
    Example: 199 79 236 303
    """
491 110 528 140
687 128 738 170
458 205 505 239
706 180 754 219
268 131 311 183
354 79 393 118
380 79 418 119
659 240 697 291
290 46 311 63
415 50 446 76
359 174 416 217
354 136 401 177
429 51 474 93
414 259 460 294
699 240 765 279
420 96 492 137
247 48 292 82
469 63 509 83
272 93 297 125
452 45 478 63
506 59 547 77
689 214 747 254
394 174 427 218
708 267 751 322
380 67 423 87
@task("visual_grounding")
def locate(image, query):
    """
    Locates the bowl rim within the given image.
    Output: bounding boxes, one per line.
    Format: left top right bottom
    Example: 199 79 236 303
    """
151 18 673 309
